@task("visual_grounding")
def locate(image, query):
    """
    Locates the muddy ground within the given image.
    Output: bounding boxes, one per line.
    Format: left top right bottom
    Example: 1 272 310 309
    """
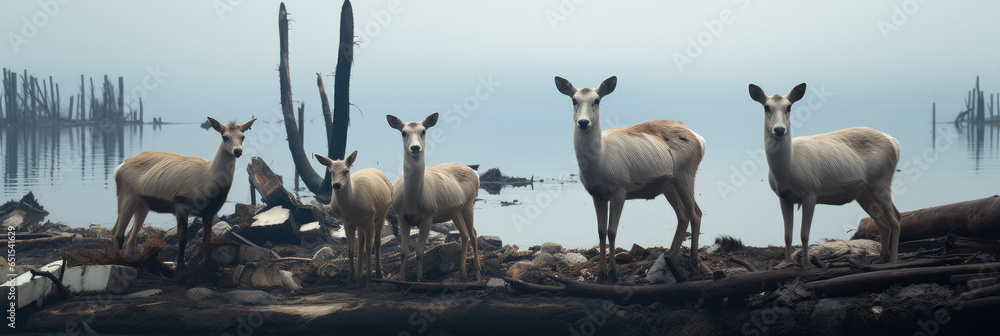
6 218 999 336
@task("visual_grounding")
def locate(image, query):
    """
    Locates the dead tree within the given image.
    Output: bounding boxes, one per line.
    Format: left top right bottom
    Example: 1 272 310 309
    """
326 0 355 189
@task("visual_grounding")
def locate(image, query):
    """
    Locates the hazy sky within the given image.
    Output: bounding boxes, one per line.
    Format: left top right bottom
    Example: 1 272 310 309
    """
3 0 999 171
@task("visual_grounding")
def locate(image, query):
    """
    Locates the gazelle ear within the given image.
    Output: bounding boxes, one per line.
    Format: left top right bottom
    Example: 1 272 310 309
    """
787 83 807 104
748 84 768 105
554 76 576 96
422 112 439 128
239 118 257 132
386 114 404 130
207 117 225 134
313 153 334 167
597 76 617 97
345 150 358 167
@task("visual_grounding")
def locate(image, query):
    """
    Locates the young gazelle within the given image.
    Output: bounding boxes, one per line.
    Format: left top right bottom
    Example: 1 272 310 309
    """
314 151 393 284
555 76 706 282
386 112 481 282
111 117 256 272
748 83 901 265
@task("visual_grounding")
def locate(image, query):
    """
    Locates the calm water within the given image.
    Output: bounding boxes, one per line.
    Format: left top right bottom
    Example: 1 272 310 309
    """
2 119 998 249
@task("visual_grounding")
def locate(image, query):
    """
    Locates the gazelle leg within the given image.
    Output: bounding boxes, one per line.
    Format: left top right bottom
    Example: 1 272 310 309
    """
799 196 817 267
664 187 689 256
606 192 626 283
779 198 795 262
592 197 609 282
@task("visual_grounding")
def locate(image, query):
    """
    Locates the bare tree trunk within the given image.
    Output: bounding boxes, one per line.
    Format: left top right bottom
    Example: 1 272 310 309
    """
79 75 85 120
856 195 1000 241
329 0 354 168
317 73 333 188
277 2 325 194
139 96 143 122
295 102 304 192
118 76 124 121
68 96 74 121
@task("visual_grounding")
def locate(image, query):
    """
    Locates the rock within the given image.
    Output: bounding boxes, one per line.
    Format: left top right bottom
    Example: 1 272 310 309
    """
405 242 462 280
61 265 137 294
126 289 163 298
235 203 257 222
316 258 352 278
312 246 337 263
630 243 649 260
555 252 588 265
487 278 507 288
380 235 399 250
211 244 279 266
3 209 26 230
539 242 563 254
233 262 296 289
792 239 881 261
809 298 853 333
280 270 302 290
223 289 283 305
431 221 458 235
532 252 558 264
198 221 232 240
240 207 301 246
615 251 634 264
446 230 461 243
644 253 678 284
0 192 49 232
299 222 322 241
185 287 218 301
1 260 63 309
477 235 503 252
330 226 347 241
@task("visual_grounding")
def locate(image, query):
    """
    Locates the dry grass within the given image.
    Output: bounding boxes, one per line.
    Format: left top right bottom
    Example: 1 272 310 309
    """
61 231 170 267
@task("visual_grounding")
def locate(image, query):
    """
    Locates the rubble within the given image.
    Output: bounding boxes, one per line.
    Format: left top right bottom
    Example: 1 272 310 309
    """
60 265 137 294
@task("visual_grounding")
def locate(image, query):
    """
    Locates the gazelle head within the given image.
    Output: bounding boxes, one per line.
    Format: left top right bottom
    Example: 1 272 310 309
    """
314 150 358 191
386 112 438 157
554 76 617 131
207 116 257 158
748 83 806 139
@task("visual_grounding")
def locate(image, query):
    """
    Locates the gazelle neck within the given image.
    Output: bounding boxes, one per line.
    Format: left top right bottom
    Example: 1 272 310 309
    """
764 132 793 180
209 142 237 187
402 152 426 196
573 121 604 174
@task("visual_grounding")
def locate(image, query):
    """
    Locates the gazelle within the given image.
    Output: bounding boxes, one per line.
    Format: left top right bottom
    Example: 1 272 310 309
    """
386 112 481 282
314 150 393 285
748 83 901 265
111 117 256 272
554 76 706 282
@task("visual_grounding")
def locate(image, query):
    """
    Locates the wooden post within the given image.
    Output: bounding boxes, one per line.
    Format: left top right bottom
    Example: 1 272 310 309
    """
48 76 55 118
79 75 85 120
89 77 96 120
139 96 143 123
118 76 124 121
55 83 60 119
250 177 257 206
68 96 74 121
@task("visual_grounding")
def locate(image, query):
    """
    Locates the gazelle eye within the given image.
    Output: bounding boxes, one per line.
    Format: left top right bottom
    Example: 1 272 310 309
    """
421 130 426 136
764 106 771 113
572 99 578 106
402 131 408 137
594 98 601 105
223 136 230 141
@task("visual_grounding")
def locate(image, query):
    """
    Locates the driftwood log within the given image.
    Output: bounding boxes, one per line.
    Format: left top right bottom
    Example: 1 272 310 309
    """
856 195 1000 241
806 262 1000 297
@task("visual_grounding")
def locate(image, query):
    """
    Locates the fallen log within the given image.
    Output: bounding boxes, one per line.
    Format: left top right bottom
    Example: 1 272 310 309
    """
501 277 565 294
960 282 1000 300
371 278 488 292
855 195 1000 241
806 262 1000 297
862 256 965 271
15 233 73 250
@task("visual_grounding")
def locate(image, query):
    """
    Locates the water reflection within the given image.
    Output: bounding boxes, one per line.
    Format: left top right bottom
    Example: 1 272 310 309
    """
2 125 144 197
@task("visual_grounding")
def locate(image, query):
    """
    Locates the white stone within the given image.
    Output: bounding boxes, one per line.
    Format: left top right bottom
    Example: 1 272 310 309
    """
539 242 563 254
644 253 677 284
185 287 217 301
280 270 301 290
61 265 137 294
555 252 587 265
0 260 63 309
487 278 507 288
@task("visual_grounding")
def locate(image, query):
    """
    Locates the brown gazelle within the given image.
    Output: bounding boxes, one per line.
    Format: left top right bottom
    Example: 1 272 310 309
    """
555 76 706 282
748 83 901 265
386 112 481 282
314 150 393 285
111 116 256 272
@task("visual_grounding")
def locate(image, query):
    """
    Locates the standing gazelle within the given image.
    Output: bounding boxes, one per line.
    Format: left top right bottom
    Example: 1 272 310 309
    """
112 117 256 273
555 76 706 283
386 112 481 282
314 150 393 285
748 83 901 265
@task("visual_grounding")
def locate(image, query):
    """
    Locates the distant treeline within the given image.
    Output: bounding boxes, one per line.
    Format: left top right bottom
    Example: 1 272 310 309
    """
1 68 144 127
